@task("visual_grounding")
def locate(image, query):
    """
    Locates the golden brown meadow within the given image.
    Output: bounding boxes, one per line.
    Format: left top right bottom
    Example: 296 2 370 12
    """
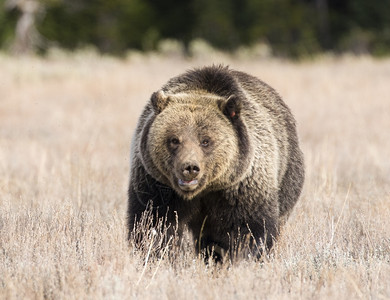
0 51 389 299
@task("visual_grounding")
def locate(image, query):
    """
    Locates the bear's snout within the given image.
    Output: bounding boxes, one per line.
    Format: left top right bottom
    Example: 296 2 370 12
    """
173 139 204 190
174 143 205 193
181 161 200 180
176 160 202 193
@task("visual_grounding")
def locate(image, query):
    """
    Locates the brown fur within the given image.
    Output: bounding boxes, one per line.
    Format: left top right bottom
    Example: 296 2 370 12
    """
128 65 304 261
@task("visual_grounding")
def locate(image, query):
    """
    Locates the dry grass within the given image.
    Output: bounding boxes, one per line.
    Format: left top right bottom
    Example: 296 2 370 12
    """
0 51 389 299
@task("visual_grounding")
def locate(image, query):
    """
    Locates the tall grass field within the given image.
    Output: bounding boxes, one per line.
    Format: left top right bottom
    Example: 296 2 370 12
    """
1 52 389 299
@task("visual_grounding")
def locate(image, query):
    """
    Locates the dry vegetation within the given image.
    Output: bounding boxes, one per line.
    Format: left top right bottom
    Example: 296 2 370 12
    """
0 51 389 299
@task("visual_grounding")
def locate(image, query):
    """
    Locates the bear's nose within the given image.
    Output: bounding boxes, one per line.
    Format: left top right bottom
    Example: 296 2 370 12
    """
182 162 200 180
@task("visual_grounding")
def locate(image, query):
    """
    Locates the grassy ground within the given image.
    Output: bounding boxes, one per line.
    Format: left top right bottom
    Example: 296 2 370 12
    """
0 52 389 299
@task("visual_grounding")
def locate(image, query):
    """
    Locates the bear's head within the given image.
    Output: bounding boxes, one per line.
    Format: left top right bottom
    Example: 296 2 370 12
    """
145 90 243 200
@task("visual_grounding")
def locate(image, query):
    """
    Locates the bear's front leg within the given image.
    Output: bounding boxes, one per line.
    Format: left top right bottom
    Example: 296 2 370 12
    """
127 161 179 250
188 196 280 263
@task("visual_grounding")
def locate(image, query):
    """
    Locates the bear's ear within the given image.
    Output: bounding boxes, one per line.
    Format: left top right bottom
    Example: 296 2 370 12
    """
151 90 170 114
219 95 242 120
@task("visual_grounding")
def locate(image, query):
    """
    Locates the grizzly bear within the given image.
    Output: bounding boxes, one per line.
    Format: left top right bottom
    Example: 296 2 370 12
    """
128 65 304 261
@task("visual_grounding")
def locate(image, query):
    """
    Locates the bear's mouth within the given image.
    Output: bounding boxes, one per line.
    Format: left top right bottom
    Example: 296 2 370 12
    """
177 178 200 193
178 178 198 188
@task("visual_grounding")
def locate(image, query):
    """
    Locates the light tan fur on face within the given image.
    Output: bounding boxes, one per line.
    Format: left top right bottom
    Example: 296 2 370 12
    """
148 92 239 199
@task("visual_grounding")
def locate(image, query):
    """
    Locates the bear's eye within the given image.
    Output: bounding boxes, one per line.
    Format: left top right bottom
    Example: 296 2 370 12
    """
170 138 180 145
201 139 210 147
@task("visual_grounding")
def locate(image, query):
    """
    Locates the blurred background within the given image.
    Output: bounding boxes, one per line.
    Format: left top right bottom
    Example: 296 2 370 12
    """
1 0 390 58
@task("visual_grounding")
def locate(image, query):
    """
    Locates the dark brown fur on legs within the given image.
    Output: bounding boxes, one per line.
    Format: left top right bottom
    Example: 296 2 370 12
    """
128 65 304 263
